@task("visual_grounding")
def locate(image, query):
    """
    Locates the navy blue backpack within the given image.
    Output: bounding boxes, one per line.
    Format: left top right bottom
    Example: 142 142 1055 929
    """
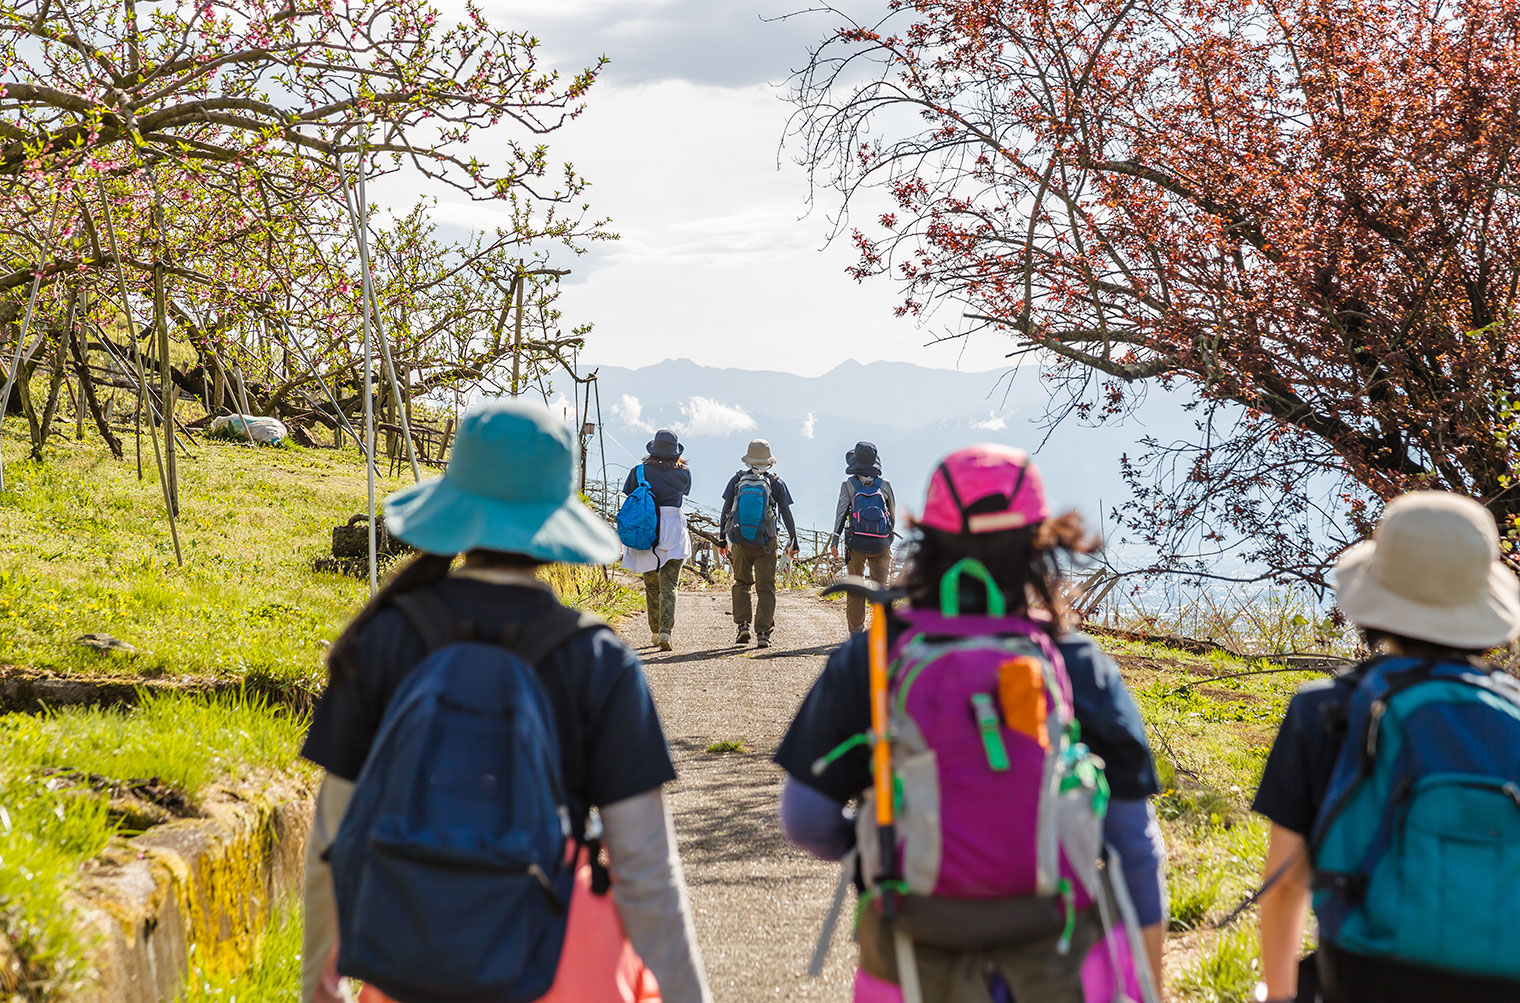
846 477 892 555
329 593 599 1003
1310 655 1520 981
617 465 659 551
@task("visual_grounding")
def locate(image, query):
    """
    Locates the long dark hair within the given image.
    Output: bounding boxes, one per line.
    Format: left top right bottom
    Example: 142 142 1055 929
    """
326 549 540 679
644 454 687 469
900 511 1102 637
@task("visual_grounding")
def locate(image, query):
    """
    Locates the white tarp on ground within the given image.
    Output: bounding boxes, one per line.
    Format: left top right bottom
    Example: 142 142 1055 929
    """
210 414 288 444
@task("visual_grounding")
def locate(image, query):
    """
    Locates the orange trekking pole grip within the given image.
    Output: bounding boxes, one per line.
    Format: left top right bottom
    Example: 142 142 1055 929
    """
869 598 891 828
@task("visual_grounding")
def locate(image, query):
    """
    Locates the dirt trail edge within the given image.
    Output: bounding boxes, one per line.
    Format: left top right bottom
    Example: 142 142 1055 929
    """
623 587 857 1002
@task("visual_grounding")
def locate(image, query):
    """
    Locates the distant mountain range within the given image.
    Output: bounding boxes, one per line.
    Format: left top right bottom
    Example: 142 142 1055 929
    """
577 358 1197 552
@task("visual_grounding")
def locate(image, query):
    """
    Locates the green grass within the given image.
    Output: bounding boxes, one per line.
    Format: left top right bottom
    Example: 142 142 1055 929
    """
0 691 313 999
1174 924 1261 1002
177 899 304 1003
0 429 408 686
704 739 746 754
0 427 639 686
1102 638 1327 998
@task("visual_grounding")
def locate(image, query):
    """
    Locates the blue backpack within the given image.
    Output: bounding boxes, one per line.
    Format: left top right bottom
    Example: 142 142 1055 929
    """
729 470 777 547
1310 656 1520 980
329 594 599 1003
617 465 659 550
846 477 892 555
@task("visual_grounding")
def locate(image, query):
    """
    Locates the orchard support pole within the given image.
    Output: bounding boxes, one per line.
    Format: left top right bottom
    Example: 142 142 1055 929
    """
351 144 379 597
97 180 181 565
337 154 420 486
0 196 61 493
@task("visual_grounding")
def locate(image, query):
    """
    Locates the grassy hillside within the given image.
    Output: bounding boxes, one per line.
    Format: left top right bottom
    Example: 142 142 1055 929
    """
0 427 636 685
1113 638 1327 999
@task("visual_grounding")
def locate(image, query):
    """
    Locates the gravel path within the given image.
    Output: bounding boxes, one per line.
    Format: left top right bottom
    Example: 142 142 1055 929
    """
621 586 858 1002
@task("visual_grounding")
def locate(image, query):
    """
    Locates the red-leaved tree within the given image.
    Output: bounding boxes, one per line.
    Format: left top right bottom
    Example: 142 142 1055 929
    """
790 0 1520 582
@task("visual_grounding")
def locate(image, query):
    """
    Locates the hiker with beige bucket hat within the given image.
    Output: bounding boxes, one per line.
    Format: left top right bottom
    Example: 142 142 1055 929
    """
1252 491 1520 1003
718 438 800 648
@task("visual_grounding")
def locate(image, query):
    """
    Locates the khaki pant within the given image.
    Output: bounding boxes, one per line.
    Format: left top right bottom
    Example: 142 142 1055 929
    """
642 559 682 634
846 548 893 633
729 543 777 632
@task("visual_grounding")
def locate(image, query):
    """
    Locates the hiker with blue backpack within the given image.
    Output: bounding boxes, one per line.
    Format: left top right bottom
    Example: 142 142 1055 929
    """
775 444 1166 1003
719 438 800 648
619 428 692 652
1252 491 1520 1003
299 402 711 1003
828 441 898 634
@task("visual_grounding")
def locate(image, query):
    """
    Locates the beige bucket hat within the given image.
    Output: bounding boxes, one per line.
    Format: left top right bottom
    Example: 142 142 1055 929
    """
1335 491 1520 649
742 438 776 469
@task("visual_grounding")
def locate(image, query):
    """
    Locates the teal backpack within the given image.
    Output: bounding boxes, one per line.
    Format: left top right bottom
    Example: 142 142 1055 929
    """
1310 655 1520 979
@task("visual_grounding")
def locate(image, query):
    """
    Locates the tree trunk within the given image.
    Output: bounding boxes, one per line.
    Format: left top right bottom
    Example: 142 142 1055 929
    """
69 325 123 459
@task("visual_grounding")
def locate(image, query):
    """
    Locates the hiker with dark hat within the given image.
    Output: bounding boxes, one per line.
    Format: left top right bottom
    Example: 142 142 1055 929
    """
300 401 710 1003
718 438 800 648
828 440 897 633
621 429 692 652
1253 491 1520 1003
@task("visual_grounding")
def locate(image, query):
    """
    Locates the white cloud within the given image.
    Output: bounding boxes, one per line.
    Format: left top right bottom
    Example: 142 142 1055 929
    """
613 393 654 432
801 411 816 439
677 396 757 437
970 414 1007 431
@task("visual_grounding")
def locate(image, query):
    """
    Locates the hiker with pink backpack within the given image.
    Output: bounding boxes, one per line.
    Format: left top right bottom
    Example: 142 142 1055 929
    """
829 441 898 634
775 444 1166 1003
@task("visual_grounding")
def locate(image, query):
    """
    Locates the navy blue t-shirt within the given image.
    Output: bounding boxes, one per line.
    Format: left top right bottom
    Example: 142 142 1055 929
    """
1251 663 1368 836
302 579 677 824
624 462 691 508
773 620 1160 802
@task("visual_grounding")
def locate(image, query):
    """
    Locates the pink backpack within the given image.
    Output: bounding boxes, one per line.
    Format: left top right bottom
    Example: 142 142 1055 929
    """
819 559 1156 1003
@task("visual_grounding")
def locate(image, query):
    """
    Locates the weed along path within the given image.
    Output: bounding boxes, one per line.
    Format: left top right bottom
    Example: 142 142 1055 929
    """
626 586 857 1001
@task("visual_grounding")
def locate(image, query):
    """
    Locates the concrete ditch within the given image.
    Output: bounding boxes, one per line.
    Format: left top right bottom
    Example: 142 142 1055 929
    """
65 773 316 1003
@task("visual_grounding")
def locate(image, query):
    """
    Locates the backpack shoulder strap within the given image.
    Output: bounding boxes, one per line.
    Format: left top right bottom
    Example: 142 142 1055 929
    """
391 590 458 654
511 604 605 666
391 590 603 665
636 464 648 486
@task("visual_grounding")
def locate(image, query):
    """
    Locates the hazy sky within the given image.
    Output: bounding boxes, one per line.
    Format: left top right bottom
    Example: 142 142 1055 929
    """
388 0 1015 376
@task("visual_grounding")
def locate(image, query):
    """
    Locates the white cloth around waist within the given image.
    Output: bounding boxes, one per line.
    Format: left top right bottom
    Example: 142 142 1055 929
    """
621 506 691 574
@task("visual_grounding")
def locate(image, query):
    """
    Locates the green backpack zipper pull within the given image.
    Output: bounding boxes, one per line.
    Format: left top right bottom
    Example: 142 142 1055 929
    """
1056 878 1077 956
971 692 1010 771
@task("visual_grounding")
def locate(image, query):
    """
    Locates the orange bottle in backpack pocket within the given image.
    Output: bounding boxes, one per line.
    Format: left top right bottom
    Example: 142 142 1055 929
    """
998 656 1049 748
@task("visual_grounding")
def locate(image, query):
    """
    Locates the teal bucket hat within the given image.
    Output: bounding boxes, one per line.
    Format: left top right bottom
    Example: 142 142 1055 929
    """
383 401 620 564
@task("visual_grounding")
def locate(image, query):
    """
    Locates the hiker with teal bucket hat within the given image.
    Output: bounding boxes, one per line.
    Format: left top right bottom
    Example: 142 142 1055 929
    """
299 401 711 1003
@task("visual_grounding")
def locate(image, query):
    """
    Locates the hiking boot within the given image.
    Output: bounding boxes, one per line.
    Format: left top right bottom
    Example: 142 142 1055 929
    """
735 623 752 645
651 631 661 648
658 632 674 652
756 630 771 649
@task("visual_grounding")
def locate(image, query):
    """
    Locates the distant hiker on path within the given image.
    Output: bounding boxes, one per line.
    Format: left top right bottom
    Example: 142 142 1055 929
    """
719 438 800 648
620 428 692 652
1253 491 1520 1003
828 440 897 633
301 401 711 1003
776 444 1166 1003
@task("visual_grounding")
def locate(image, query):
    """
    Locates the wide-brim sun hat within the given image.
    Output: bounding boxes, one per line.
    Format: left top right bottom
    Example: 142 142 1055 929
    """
1335 491 1520 649
383 400 620 564
918 444 1050 534
647 428 683 459
847 440 881 476
742 438 776 469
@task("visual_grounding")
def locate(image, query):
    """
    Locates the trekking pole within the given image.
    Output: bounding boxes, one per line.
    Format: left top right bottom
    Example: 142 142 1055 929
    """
819 577 922 1003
